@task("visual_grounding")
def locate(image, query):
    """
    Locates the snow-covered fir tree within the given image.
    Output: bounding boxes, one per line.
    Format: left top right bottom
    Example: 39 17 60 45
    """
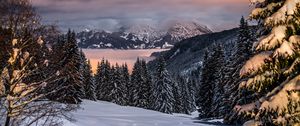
197 44 226 118
176 76 191 114
211 44 226 118
152 57 175 114
80 51 96 101
121 63 130 105
223 16 255 124
51 30 84 104
236 0 300 125
0 0 76 125
130 58 143 106
131 58 152 108
185 78 197 114
197 50 213 118
134 60 152 108
95 59 111 101
110 64 127 105
173 76 183 113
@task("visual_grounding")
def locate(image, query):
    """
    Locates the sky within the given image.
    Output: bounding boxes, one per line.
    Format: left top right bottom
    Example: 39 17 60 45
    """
31 0 251 32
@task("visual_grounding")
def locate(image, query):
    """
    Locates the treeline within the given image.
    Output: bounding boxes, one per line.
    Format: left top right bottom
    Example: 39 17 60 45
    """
53 31 198 115
195 16 255 121
83 56 197 114
195 0 300 125
0 0 81 125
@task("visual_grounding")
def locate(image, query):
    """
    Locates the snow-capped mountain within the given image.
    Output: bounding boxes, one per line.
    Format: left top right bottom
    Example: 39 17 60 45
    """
119 24 164 43
76 21 212 49
164 21 212 44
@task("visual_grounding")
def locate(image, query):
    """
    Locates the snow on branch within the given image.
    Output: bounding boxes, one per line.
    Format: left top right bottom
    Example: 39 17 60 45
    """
250 0 265 4
259 74 300 114
240 52 272 77
273 40 295 58
250 2 283 20
265 0 300 26
256 26 287 51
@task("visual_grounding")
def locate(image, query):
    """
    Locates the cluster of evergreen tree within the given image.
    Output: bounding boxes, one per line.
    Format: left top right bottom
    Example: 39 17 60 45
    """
196 0 300 125
196 17 255 120
151 58 197 114
91 57 197 114
0 0 90 125
94 59 130 105
45 30 96 104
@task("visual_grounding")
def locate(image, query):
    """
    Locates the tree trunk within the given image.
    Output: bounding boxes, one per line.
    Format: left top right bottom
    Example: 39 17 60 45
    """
5 114 10 126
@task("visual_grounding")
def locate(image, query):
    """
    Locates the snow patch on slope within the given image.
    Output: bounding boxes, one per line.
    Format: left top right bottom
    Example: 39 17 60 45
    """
63 100 211 126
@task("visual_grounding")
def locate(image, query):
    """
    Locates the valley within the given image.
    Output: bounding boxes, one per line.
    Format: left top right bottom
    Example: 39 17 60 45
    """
82 49 168 72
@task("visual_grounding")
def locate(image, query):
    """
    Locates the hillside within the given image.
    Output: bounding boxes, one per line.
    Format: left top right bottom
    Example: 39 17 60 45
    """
148 28 240 75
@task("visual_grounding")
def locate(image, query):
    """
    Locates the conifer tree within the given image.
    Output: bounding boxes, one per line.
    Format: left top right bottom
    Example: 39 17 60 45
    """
173 78 183 113
236 0 300 125
111 64 127 105
95 59 111 101
94 62 102 99
0 1 77 125
223 16 255 124
211 44 226 117
130 58 142 106
197 50 213 118
51 30 84 104
197 44 225 118
121 63 130 105
185 78 197 114
134 60 152 108
80 51 96 101
152 57 175 114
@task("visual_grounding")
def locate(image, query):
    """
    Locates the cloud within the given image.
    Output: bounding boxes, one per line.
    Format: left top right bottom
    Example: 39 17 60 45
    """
32 0 251 32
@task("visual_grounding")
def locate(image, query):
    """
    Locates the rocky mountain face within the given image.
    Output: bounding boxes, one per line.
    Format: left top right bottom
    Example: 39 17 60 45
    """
76 21 212 49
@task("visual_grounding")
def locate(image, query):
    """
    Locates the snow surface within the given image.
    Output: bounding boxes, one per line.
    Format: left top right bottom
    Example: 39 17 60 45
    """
63 100 212 126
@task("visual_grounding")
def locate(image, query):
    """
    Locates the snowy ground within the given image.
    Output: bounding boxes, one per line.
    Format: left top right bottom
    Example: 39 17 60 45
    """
63 100 220 126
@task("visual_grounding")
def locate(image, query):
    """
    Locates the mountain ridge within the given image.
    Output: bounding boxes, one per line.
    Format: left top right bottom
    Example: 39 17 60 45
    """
76 21 212 49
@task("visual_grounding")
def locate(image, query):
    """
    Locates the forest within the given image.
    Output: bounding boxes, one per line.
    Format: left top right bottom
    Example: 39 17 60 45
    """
0 0 300 126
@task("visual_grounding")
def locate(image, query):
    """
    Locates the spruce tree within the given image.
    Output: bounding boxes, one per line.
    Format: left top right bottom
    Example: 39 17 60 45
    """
121 63 130 105
131 58 142 106
134 60 152 108
80 50 96 101
211 44 226 118
111 64 127 105
197 50 213 118
94 62 102 99
131 58 153 108
51 30 84 104
95 59 111 101
236 0 300 125
186 78 197 114
223 16 255 124
197 44 225 118
173 78 183 113
152 57 175 114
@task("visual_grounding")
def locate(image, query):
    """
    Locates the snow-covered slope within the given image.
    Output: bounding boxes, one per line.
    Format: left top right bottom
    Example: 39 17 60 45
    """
120 24 165 43
164 20 212 44
63 100 211 126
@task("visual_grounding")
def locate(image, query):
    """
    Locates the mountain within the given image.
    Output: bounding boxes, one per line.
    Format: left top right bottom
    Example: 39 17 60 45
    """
119 24 164 43
76 21 212 49
148 28 240 75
